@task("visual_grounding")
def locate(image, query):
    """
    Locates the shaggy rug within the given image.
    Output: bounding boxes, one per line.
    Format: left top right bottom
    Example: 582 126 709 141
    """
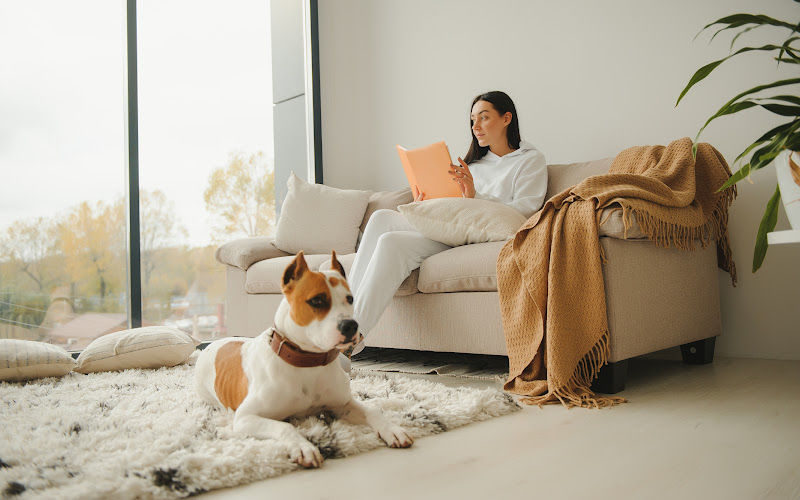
0 364 520 499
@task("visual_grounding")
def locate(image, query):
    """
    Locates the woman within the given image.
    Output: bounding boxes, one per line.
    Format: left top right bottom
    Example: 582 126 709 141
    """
344 90 548 365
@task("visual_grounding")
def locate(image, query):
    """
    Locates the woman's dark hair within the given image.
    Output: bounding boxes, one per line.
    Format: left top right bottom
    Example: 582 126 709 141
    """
463 91 521 164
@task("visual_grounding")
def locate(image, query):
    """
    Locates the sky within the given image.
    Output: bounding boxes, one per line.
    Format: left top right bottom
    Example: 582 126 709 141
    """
0 0 274 249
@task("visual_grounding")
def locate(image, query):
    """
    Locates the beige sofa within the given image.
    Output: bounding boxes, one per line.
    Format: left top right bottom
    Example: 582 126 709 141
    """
215 158 722 394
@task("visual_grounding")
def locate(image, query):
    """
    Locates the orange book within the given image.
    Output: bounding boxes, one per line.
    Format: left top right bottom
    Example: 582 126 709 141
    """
396 141 463 199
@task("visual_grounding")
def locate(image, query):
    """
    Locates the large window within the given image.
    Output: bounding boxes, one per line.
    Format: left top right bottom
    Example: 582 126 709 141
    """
0 0 282 351
0 1 128 350
137 0 274 341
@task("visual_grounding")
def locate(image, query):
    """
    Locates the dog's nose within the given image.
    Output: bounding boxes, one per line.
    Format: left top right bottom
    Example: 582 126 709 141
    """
338 319 358 339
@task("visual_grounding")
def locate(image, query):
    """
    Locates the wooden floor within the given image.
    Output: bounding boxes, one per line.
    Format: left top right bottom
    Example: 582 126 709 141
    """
202 354 800 500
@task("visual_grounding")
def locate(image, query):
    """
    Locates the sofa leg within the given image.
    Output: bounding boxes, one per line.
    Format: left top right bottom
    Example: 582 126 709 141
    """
680 336 716 364
590 359 628 394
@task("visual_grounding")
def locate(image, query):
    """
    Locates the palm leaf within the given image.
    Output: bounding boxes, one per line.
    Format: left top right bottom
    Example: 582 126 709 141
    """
785 131 800 150
761 103 800 116
752 185 781 273
775 43 800 64
733 140 769 167
709 21 749 44
698 14 797 36
694 78 800 139
778 29 800 64
733 121 796 165
693 101 760 152
782 44 800 59
749 121 800 169
720 121 800 191
730 25 758 50
676 44 792 106
750 140 787 171
718 164 751 192
759 95 800 106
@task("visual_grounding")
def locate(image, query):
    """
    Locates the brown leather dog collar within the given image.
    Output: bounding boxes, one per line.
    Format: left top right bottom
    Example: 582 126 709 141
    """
269 326 340 368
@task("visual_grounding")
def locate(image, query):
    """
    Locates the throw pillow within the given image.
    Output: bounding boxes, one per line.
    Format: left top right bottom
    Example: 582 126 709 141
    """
274 172 371 255
397 198 527 246
74 326 197 374
0 339 76 382
360 188 415 234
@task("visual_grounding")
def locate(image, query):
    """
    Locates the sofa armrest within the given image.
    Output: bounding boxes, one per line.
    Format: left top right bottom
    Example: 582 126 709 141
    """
215 237 293 270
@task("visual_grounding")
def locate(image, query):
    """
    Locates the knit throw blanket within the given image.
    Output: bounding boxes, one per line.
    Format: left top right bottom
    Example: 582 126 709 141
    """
496 138 737 409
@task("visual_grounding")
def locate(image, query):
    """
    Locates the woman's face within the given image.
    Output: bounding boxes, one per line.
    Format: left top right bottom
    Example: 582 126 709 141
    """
470 100 511 149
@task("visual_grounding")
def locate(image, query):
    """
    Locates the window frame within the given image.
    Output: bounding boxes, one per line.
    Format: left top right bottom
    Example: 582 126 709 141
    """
122 0 322 331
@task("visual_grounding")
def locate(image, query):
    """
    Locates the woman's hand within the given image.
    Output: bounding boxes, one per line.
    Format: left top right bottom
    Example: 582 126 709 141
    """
449 157 475 198
413 186 426 202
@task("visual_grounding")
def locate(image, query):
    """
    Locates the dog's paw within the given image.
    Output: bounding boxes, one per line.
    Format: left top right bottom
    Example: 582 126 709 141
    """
378 425 414 448
289 439 324 468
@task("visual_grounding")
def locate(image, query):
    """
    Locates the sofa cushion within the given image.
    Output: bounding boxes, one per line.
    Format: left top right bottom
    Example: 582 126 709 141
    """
357 188 415 251
417 241 505 293
598 207 647 239
397 198 526 246
416 225 647 295
360 188 414 234
274 172 371 255
546 157 614 198
246 254 332 294
215 237 293 270
246 253 419 296
414 219 648 296
317 253 419 296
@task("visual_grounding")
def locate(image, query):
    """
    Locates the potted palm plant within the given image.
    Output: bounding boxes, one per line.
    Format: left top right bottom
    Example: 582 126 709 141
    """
676 7 800 272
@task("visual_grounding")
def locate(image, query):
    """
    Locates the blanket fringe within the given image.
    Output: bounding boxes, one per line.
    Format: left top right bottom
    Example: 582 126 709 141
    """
519 330 628 409
620 185 737 286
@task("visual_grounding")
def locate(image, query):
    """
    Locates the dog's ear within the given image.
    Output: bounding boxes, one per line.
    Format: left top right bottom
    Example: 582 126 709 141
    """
329 250 346 279
282 251 308 289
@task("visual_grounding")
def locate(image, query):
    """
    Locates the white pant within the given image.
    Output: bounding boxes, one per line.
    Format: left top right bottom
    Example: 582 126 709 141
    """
347 209 451 354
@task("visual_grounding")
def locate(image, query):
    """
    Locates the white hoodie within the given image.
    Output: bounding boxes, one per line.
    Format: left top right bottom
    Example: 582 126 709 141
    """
468 140 548 219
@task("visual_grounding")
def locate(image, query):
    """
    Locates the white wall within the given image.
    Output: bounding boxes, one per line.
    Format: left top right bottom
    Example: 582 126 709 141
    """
317 0 800 360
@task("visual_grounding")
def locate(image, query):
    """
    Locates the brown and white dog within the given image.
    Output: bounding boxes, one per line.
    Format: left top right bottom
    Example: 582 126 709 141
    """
194 250 413 468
